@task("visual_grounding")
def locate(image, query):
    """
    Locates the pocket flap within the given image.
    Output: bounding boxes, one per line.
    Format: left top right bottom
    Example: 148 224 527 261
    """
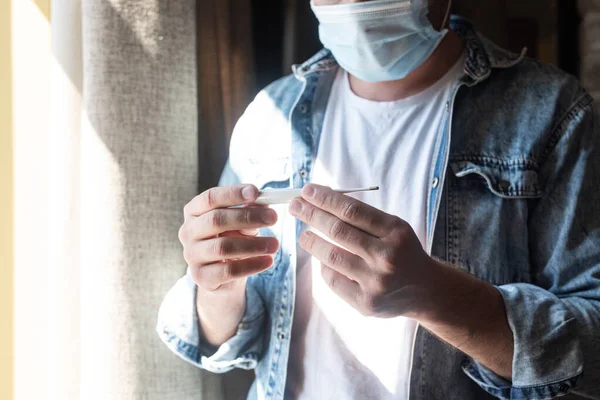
450 160 542 199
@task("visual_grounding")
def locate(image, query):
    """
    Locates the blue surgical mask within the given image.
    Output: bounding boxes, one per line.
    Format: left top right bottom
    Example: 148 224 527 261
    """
311 0 450 82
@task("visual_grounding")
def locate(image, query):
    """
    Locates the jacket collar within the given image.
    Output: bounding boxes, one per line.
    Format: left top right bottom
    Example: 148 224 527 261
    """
292 16 526 85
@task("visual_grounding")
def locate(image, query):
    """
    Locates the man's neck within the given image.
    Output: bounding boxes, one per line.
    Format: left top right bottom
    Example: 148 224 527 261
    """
348 30 465 102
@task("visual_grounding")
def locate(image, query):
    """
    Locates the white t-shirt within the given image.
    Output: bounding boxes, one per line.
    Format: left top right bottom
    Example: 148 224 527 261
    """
285 54 465 400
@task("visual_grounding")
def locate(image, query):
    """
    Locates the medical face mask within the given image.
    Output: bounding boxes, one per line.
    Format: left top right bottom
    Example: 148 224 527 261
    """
311 0 451 82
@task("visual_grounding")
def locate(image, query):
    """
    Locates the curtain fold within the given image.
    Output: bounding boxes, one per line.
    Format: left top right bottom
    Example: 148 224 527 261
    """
579 0 600 106
197 0 255 190
282 0 320 75
49 0 224 398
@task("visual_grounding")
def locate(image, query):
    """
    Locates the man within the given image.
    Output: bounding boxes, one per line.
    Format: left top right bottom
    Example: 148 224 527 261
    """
157 0 600 399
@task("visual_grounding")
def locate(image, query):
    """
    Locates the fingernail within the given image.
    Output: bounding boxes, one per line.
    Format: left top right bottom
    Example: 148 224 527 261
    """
242 186 257 200
240 228 260 237
289 200 303 216
299 230 311 246
303 185 316 198
261 211 276 224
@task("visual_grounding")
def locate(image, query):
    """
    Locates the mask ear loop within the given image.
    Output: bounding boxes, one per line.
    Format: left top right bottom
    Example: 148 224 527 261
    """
441 0 452 30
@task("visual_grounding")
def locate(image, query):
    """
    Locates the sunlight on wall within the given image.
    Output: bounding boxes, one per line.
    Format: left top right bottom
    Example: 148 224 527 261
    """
34 0 51 20
0 0 14 399
12 1 51 400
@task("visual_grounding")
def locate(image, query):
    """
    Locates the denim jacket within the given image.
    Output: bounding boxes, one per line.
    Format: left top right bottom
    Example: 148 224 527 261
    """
157 17 600 400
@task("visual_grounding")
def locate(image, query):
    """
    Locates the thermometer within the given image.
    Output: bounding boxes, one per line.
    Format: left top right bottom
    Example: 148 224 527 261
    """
254 186 380 205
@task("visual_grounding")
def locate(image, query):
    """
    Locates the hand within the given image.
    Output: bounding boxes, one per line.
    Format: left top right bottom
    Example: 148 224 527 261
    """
289 184 435 319
180 184 280 294
290 184 515 378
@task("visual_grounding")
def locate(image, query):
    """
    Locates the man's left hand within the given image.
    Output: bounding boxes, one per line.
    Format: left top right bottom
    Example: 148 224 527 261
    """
289 183 437 319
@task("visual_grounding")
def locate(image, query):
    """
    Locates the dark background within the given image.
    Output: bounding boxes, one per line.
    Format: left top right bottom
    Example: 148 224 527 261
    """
251 0 581 95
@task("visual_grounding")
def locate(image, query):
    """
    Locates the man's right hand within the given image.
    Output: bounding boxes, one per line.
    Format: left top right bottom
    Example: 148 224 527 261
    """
180 184 280 292
179 184 279 346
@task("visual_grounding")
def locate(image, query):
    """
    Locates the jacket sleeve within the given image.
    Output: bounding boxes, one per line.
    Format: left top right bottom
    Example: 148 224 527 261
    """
464 96 600 399
156 267 266 373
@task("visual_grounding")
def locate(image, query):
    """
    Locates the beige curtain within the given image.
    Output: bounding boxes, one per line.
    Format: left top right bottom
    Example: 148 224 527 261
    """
45 0 234 398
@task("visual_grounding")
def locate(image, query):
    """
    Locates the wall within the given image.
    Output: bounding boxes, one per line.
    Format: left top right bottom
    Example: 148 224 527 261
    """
11 1 51 399
580 0 600 106
453 0 559 65
0 0 14 397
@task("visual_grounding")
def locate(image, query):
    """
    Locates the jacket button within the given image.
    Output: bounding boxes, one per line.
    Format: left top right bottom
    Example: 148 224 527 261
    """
299 104 308 113
499 180 511 191
558 383 570 393
432 177 440 189
300 169 308 179
279 332 286 341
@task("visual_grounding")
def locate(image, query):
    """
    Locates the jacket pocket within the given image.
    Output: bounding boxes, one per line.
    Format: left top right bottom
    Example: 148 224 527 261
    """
450 159 543 199
446 158 542 285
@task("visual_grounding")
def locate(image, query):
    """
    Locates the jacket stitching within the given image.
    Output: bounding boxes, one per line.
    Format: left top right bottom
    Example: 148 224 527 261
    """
541 93 594 165
451 155 539 170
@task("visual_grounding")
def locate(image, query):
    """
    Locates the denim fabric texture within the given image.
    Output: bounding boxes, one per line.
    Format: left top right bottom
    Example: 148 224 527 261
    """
157 17 600 400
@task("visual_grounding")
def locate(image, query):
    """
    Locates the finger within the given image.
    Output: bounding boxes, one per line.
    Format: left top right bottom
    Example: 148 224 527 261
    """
300 231 368 284
290 198 378 260
192 256 274 291
184 185 259 218
301 184 394 238
189 208 277 240
321 264 362 310
241 204 271 235
187 236 279 264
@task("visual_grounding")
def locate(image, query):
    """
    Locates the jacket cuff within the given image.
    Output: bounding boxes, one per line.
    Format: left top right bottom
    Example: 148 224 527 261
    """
156 270 266 374
461 283 584 399
463 360 580 400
